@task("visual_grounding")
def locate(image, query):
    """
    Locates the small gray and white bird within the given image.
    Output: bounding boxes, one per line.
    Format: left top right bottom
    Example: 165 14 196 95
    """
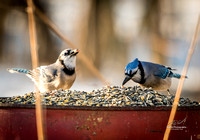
122 58 187 91
8 49 79 93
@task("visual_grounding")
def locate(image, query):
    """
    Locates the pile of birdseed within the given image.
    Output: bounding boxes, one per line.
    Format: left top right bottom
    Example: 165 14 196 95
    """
0 86 199 107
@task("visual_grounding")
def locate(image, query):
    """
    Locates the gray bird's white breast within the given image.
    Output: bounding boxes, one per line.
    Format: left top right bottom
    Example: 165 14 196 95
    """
32 65 76 93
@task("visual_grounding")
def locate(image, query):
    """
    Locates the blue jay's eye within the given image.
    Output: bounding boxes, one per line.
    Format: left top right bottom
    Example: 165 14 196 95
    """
128 70 132 75
64 52 68 56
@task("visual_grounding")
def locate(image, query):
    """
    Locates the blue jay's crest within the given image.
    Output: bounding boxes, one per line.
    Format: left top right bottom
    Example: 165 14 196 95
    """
125 58 139 76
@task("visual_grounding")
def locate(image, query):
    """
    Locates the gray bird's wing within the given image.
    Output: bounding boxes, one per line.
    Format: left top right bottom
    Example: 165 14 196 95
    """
30 65 58 83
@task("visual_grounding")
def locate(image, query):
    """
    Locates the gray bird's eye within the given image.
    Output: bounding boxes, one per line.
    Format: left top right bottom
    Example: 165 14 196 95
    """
64 50 71 56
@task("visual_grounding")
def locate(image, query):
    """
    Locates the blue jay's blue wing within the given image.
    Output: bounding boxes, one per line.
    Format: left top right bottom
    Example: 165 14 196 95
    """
153 66 185 79
125 58 139 75
153 67 171 79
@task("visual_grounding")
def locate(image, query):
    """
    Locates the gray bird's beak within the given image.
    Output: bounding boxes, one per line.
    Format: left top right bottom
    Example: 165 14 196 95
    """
122 76 131 86
71 49 79 56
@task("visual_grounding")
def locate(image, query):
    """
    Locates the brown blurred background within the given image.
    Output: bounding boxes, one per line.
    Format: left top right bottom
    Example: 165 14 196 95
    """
0 0 200 100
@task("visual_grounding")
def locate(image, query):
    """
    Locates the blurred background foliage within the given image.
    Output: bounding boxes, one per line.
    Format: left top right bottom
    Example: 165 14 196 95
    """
0 0 200 100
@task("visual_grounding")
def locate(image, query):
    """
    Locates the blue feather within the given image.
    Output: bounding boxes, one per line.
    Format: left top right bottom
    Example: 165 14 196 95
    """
153 67 170 79
170 73 181 78
8 68 30 74
169 73 188 79
125 58 139 75
154 67 187 79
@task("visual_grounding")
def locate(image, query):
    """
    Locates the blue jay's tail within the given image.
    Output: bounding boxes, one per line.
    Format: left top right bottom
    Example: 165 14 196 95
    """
8 68 30 74
170 72 188 79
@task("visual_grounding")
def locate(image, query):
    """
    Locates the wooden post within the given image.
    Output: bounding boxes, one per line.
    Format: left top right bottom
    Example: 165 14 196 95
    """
27 0 44 139
163 15 200 140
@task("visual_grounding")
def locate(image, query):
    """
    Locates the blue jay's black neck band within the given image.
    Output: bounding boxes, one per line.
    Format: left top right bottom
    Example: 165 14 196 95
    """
138 61 145 84
60 60 75 75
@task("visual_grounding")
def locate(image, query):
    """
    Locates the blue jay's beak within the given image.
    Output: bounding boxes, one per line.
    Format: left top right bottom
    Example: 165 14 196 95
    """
122 76 131 86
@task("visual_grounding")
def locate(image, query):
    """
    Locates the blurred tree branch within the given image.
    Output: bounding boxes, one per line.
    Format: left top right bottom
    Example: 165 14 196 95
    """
141 0 168 64
34 2 110 85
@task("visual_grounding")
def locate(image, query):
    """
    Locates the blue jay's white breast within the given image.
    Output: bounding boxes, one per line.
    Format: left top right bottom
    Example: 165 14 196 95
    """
131 70 142 83
141 74 172 91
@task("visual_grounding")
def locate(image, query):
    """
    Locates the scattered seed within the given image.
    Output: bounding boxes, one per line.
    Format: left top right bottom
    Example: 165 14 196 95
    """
0 86 199 107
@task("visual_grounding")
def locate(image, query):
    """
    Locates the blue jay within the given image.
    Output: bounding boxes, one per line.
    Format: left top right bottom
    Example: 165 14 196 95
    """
122 58 187 91
8 49 79 93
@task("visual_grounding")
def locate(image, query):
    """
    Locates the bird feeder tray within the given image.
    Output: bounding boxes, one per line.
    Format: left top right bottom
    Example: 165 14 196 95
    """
0 103 200 140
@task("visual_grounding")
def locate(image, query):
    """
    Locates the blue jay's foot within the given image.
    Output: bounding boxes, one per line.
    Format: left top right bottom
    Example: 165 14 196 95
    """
167 89 174 96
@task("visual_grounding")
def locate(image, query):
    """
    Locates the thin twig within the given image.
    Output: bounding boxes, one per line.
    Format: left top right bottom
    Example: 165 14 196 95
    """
27 0 44 139
34 5 110 86
163 15 200 140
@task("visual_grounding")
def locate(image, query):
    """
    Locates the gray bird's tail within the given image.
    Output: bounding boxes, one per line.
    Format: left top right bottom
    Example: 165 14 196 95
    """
170 72 188 79
8 68 30 74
